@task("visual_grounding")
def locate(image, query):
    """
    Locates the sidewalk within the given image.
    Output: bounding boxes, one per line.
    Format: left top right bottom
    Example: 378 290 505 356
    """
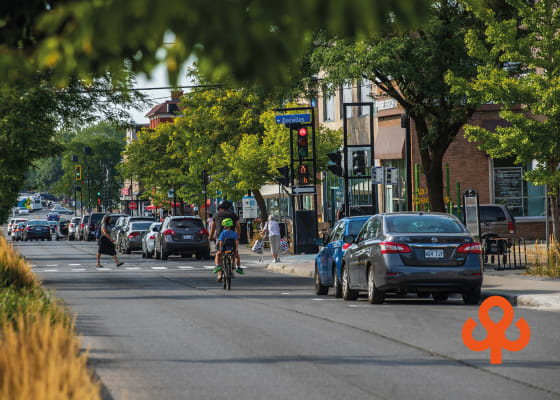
265 255 560 310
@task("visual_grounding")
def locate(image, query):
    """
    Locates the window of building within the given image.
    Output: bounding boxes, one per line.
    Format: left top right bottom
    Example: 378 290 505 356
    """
323 85 335 122
340 82 353 119
492 158 545 217
358 79 373 116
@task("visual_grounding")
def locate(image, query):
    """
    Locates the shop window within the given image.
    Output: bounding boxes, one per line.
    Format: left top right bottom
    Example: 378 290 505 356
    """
381 159 407 212
493 159 545 217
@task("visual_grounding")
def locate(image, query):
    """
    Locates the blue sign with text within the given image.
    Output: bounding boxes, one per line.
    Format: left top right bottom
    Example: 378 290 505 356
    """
275 113 311 125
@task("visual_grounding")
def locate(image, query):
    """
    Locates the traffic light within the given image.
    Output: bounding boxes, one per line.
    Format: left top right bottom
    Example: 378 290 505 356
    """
352 151 366 175
97 198 101 206
97 191 101 197
75 165 82 181
297 127 309 158
327 151 343 177
299 164 309 185
277 166 290 186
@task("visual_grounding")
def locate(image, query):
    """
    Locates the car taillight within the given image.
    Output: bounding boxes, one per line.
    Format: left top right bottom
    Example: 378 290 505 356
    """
26 227 30 231
80 223 84 228
163 229 176 236
70 224 74 228
342 243 352 250
149 234 155 240
508 221 515 234
457 242 482 254
199 228 209 236
380 242 411 254
128 232 140 238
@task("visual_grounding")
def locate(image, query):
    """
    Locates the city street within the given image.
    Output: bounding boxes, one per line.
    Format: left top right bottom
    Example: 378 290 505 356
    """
9 229 560 400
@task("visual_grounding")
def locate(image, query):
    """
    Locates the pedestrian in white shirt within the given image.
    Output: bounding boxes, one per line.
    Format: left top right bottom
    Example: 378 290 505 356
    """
261 215 281 263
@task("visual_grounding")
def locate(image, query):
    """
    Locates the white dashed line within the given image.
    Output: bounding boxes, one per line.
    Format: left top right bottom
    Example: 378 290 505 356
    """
126 267 141 270
312 298 324 301
179 266 193 269
151 266 168 270
46 264 58 267
44 269 58 272
69 264 81 266
203 266 215 269
281 292 291 295
72 268 86 272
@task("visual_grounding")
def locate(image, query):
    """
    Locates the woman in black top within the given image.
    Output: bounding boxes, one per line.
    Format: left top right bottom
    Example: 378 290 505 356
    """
97 215 124 269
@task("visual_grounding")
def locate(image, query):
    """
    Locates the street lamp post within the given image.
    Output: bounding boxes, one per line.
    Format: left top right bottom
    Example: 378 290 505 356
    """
71 155 79 214
84 147 92 212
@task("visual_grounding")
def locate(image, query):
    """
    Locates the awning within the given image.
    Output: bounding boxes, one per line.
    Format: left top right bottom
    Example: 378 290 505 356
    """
375 125 405 159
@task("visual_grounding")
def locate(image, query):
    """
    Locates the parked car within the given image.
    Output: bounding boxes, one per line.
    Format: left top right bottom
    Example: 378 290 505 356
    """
117 216 154 252
77 215 90 240
55 219 70 240
52 206 73 215
84 212 105 241
333 212 482 305
109 214 127 229
16 207 30 215
47 212 60 221
47 220 58 233
11 222 26 241
23 220 52 241
68 217 81 240
154 216 210 260
112 216 128 244
142 222 162 258
121 221 153 254
8 218 27 235
314 216 370 298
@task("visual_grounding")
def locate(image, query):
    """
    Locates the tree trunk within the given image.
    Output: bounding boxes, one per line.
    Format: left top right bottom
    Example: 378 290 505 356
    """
179 197 185 216
252 189 268 224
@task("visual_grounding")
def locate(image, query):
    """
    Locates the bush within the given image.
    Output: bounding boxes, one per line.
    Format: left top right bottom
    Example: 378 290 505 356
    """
0 313 101 400
0 286 68 328
0 235 37 289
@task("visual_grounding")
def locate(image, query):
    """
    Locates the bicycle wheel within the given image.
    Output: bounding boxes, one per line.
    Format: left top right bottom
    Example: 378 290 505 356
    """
225 255 232 290
223 256 230 290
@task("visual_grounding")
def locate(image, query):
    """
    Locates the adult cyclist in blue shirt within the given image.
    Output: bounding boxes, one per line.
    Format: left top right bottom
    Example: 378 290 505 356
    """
213 218 244 281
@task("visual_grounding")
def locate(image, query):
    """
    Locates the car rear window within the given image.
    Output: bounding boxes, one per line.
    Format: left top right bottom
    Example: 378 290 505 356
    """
348 220 368 236
169 219 203 229
72 218 81 223
385 215 466 233
480 206 506 221
130 222 152 231
90 214 105 224
28 220 48 226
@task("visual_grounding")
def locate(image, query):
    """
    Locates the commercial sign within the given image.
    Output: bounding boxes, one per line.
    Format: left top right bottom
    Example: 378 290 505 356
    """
275 113 311 125
121 187 130 196
242 196 258 219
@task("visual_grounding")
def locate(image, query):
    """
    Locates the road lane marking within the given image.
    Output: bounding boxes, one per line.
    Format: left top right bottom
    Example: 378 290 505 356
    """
126 267 141 270
281 292 291 295
44 269 58 272
46 264 59 267
179 266 193 269
151 266 168 270
203 266 214 269
312 298 324 301
69 264 81 266
72 268 86 272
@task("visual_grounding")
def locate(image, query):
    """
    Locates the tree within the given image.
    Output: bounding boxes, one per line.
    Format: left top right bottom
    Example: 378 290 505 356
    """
309 0 506 212
451 0 560 242
0 1 431 87
221 106 342 220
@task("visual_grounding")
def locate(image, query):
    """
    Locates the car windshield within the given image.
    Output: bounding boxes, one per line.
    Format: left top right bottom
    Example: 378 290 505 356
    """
28 220 48 226
72 218 80 223
385 215 466 234
90 214 105 224
170 219 202 229
131 222 152 231
348 220 368 236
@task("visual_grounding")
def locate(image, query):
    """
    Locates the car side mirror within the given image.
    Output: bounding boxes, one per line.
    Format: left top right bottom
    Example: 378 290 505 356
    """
314 237 326 246
152 226 159 232
343 235 355 244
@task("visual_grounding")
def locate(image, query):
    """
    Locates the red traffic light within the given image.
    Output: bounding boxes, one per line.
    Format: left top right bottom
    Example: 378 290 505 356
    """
298 127 308 137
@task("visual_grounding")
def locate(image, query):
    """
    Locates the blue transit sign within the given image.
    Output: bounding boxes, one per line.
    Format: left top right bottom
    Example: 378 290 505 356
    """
275 113 311 125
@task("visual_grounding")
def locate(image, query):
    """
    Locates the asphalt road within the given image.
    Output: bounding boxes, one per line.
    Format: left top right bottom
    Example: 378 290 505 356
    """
5 218 560 400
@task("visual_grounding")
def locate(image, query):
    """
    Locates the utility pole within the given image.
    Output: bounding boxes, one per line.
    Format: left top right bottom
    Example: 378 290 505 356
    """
71 155 79 214
84 147 92 213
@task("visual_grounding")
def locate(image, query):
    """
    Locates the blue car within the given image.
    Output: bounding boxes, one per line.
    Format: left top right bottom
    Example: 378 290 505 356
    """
314 216 369 297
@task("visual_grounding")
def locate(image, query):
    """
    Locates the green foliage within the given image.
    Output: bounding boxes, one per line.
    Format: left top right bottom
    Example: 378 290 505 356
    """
0 1 432 87
310 0 509 211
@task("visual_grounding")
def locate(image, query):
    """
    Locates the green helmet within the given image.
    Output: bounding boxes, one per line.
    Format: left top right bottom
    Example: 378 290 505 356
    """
222 218 234 227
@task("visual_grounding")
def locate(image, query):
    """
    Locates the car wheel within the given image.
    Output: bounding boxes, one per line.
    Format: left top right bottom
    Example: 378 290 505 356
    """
146 249 152 259
202 249 211 260
55 235 59 241
342 264 358 301
432 293 449 303
196 252 202 260
367 266 385 304
314 264 329 295
161 244 168 260
125 245 131 254
417 291 430 298
462 287 481 305
332 265 342 298
47 236 52 241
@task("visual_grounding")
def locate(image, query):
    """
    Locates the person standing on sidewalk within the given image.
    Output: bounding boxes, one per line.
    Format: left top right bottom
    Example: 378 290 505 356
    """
261 215 281 263
97 215 124 269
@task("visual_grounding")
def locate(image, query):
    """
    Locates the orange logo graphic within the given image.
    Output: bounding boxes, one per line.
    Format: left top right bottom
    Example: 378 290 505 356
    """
462 296 531 364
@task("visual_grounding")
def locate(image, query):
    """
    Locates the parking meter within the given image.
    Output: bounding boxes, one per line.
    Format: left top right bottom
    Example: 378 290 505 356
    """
462 189 480 241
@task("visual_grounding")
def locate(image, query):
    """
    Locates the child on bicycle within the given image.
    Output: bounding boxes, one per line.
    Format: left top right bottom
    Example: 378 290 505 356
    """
213 218 243 280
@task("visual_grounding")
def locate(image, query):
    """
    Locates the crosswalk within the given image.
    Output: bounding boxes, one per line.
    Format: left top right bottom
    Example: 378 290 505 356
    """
31 264 249 273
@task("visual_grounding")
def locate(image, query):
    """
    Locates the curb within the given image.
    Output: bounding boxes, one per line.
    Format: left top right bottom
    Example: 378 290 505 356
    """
266 263 313 278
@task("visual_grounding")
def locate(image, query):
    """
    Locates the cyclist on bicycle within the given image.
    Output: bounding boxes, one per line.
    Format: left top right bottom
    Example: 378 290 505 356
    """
213 218 243 281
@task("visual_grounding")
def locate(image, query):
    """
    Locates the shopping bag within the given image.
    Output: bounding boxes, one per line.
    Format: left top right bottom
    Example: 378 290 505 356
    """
280 238 289 253
252 239 263 253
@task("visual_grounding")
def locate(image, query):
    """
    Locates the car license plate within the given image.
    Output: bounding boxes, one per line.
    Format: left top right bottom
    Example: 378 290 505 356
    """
425 249 444 259
183 234 193 240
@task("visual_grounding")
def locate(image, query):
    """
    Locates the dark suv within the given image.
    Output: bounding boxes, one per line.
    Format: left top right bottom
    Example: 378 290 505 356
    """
84 212 105 241
479 204 516 240
155 216 210 260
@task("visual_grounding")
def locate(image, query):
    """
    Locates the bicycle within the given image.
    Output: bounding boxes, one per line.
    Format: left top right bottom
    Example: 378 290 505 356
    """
222 249 234 290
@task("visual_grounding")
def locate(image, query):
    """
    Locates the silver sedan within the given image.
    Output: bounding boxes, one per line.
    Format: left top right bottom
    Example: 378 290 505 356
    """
142 222 161 259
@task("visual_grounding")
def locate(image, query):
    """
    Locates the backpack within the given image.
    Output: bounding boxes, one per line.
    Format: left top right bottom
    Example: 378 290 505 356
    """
95 224 102 240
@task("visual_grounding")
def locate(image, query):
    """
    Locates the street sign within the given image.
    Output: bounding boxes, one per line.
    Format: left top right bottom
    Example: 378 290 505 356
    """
129 201 137 210
167 189 174 198
292 185 316 195
242 196 258 219
371 166 384 184
275 113 311 125
385 167 399 185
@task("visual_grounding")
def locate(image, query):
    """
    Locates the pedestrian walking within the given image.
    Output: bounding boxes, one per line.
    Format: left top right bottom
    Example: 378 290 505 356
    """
97 215 124 269
206 213 213 231
261 215 281 263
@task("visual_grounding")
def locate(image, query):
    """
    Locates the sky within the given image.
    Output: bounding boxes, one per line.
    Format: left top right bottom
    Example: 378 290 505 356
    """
130 62 193 124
